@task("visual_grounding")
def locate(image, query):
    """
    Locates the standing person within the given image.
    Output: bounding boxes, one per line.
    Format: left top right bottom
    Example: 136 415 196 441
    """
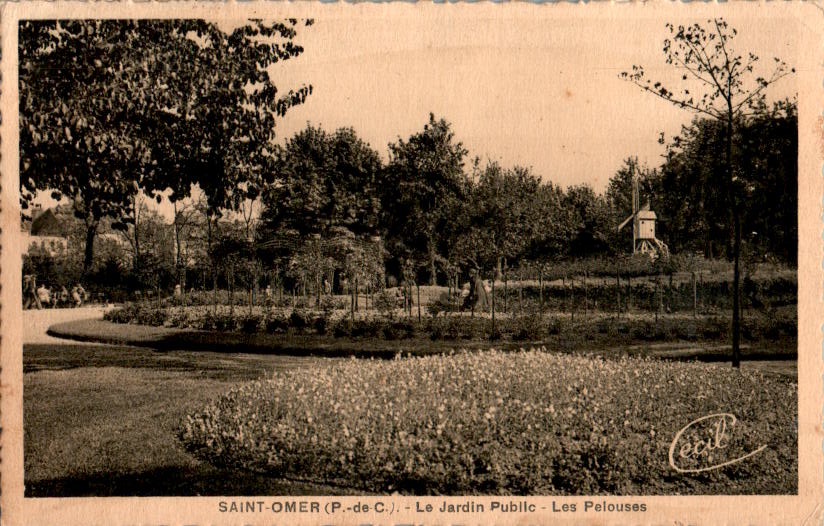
463 268 489 312
58 285 69 308
23 275 42 310
264 285 273 309
71 284 84 307
36 283 51 308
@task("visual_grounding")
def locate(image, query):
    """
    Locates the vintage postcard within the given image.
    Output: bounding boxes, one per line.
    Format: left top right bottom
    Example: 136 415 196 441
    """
1 1 821 524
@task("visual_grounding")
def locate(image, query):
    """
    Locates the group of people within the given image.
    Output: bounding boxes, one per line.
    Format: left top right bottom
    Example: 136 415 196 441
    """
23 275 87 309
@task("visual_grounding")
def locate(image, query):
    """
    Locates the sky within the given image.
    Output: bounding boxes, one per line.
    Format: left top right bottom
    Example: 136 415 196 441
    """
32 11 799 218
270 13 798 192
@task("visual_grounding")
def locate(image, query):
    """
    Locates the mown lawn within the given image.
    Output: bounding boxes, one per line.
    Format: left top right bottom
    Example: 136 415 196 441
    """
24 343 362 497
24 341 796 497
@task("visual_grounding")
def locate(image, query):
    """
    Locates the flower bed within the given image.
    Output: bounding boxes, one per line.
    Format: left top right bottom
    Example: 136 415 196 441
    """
178 349 796 495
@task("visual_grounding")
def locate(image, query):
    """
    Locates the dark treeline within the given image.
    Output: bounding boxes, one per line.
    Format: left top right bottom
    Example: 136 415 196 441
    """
256 103 796 286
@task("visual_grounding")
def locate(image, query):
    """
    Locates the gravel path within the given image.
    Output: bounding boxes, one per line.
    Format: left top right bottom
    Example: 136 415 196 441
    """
23 306 112 345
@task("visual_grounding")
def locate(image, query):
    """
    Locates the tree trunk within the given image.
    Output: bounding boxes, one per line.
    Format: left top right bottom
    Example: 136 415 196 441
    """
627 276 632 311
351 286 355 324
416 283 421 322
539 269 544 313
654 274 659 324
692 272 697 318
562 275 566 313
504 270 508 314
212 267 218 314
428 238 437 286
229 266 235 318
83 222 98 276
732 210 742 367
570 276 575 323
726 112 741 368
491 274 496 339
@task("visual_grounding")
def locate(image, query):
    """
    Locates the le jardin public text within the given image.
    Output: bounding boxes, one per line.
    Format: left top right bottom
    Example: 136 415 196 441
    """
217 499 648 515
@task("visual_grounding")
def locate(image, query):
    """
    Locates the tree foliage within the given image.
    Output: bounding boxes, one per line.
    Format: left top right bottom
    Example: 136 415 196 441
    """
656 100 797 262
260 125 382 239
382 114 469 284
19 19 313 272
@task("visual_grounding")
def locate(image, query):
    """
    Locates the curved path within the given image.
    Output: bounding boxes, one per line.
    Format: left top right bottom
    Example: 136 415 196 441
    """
23 306 113 345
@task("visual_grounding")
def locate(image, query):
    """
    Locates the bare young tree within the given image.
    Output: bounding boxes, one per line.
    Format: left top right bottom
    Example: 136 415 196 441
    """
621 18 793 367
172 196 200 294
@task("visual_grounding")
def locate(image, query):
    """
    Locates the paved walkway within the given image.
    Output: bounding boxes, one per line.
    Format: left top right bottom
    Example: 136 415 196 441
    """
23 306 111 345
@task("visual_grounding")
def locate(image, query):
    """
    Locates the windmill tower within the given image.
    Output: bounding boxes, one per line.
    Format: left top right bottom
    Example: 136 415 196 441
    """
617 169 669 258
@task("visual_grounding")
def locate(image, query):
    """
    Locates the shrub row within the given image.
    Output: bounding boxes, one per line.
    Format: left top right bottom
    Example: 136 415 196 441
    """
178 349 797 495
484 275 797 314
104 303 796 345
163 289 350 311
103 305 559 341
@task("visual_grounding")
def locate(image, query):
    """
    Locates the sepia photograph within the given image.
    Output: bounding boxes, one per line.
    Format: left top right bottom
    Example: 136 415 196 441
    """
2 2 821 524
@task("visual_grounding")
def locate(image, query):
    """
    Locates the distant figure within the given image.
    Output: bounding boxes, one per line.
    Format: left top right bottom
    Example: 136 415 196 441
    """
36 284 51 308
461 282 470 298
463 269 490 312
174 284 182 298
264 285 274 307
23 275 42 310
58 286 69 307
323 278 331 295
71 284 85 307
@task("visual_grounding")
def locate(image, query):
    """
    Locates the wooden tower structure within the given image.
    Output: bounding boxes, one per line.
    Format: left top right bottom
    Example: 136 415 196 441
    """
617 172 669 258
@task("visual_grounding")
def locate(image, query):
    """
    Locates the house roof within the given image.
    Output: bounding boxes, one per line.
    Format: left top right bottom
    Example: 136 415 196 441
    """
31 209 68 237
637 210 656 220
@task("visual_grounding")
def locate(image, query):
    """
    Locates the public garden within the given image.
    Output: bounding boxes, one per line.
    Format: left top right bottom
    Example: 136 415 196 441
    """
21 17 798 497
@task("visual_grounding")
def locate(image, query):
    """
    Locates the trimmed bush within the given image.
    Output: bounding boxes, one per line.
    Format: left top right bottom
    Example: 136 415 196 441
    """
382 320 416 340
237 314 262 334
374 290 400 317
510 315 548 341
289 309 312 331
264 313 290 334
103 302 796 348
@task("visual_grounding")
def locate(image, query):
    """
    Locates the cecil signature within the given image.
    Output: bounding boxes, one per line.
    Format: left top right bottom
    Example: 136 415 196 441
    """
668 413 767 473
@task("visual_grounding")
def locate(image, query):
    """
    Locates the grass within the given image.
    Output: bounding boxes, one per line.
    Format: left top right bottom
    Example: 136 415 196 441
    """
23 343 361 497
49 315 797 374
46 318 528 357
25 332 796 496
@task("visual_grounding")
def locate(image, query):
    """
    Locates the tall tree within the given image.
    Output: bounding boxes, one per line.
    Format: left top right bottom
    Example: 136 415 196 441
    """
382 114 468 285
260 125 382 239
622 18 793 367
658 118 730 258
19 19 313 275
172 196 201 291
563 184 614 258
